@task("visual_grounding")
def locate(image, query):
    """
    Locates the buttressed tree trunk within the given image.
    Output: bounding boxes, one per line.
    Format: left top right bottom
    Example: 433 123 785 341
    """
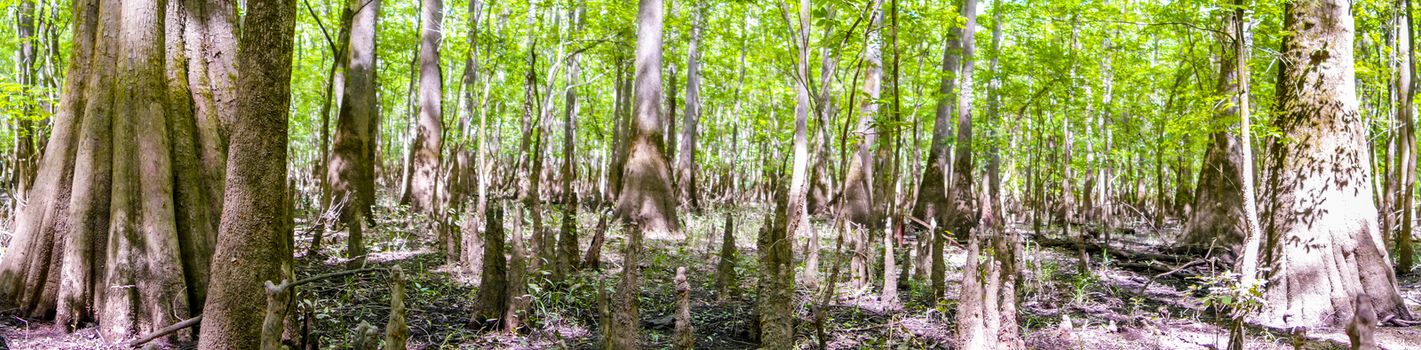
922 13 961 304
0 0 233 340
1181 15 1247 251
472 204 507 328
843 0 883 228
0 0 233 341
616 0 680 239
410 0 444 215
198 0 298 347
328 0 381 265
1256 0 1413 327
844 0 883 293
946 0 979 239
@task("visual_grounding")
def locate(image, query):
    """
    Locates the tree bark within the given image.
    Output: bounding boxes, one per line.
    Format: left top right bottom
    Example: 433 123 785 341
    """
615 0 680 238
0 0 233 341
676 0 703 211
922 4 962 303
327 0 381 266
1180 13 1247 251
1255 0 1414 327
845 0 884 293
198 0 297 347
556 3 584 280
410 0 444 215
947 0 979 239
1394 0 1417 274
472 204 507 328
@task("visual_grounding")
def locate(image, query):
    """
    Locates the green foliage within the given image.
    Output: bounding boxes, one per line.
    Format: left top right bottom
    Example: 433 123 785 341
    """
1188 271 1267 321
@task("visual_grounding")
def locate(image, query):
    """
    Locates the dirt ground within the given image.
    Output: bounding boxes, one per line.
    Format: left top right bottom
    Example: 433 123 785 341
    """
3 204 1420 349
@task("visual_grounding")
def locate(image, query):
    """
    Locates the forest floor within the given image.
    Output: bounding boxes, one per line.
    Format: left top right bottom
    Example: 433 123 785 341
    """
3 200 1421 349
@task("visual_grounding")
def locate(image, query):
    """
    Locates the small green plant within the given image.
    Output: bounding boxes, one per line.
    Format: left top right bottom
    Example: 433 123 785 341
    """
1070 272 1097 304
1189 271 1266 319
1189 271 1267 349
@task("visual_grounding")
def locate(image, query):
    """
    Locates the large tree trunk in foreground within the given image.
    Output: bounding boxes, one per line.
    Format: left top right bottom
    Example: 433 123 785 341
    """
409 0 444 215
197 0 297 347
1255 0 1413 327
0 0 232 341
327 0 381 266
615 0 679 239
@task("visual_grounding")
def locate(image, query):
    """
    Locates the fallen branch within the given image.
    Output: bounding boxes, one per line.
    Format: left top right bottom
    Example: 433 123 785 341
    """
123 315 202 348
124 267 389 348
1137 258 1212 294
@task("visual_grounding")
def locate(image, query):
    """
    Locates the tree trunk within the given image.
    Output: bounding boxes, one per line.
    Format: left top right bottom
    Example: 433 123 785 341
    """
758 189 795 349
615 0 679 239
921 6 962 304
607 63 631 202
715 212 737 300
327 0 381 266
1255 0 1414 327
472 204 507 328
13 0 38 201
0 0 233 341
198 0 297 347
556 3 584 280
1180 15 1247 251
845 0 884 292
410 0 444 215
1394 0 1417 274
309 0 354 256
676 0 703 211
807 8 839 219
946 0 979 239
761 0 808 343
459 0 484 270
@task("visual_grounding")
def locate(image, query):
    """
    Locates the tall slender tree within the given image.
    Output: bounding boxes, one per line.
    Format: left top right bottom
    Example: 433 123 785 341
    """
844 0 883 292
676 0 704 211
327 0 382 267
1393 0 1417 274
615 0 680 238
410 0 445 215
607 0 666 346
